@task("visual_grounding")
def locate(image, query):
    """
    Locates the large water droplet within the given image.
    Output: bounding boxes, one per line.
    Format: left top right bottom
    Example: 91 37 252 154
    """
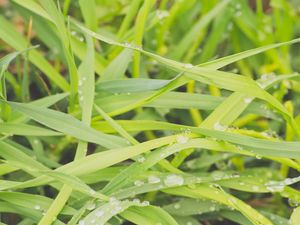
288 198 299 207
137 156 145 163
156 10 170 20
244 97 253 104
123 42 132 48
176 134 189 144
213 122 227 131
141 200 149 206
255 154 262 160
209 206 216 211
183 63 194 69
133 198 140 204
134 180 144 187
148 175 161 184
174 203 181 209
252 185 260 191
34 205 41 210
164 174 184 187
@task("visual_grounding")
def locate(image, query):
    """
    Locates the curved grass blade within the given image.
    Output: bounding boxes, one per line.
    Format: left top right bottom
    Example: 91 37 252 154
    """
6 101 127 149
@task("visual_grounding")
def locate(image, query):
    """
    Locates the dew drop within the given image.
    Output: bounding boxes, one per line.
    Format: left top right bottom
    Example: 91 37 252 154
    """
134 180 144 187
209 206 216 211
133 198 140 204
244 97 253 103
176 134 189 144
141 200 150 206
160 152 166 158
288 198 299 207
174 203 181 209
34 205 41 210
213 122 227 131
78 220 85 225
255 155 262 160
148 175 161 184
164 174 184 187
123 42 132 48
183 63 194 69
156 10 170 20
137 156 145 163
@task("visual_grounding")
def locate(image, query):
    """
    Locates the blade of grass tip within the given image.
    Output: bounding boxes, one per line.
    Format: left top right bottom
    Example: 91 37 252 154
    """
6 100 127 149
199 37 300 69
195 36 300 140
132 0 154 78
0 123 62 136
11 93 69 124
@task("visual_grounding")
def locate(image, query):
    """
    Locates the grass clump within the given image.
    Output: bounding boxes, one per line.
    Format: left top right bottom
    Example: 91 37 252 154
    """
1 0 300 224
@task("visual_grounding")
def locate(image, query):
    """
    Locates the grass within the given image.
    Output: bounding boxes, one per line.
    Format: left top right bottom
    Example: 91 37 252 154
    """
1 0 300 224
